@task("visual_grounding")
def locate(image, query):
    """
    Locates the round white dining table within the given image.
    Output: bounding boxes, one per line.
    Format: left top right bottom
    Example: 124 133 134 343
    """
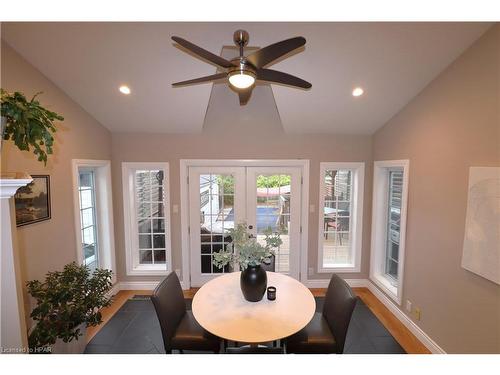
192 271 316 344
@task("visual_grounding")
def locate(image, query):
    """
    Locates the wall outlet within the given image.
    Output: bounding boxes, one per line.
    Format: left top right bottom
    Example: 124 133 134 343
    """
405 300 412 313
414 307 421 321
172 204 179 214
308 267 314 276
175 269 181 277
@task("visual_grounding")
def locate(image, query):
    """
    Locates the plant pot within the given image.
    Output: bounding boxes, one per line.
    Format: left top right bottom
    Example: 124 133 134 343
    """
240 265 267 302
50 324 87 354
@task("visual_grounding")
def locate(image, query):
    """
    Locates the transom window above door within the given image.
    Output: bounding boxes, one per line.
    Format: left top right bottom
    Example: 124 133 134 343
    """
318 162 365 273
122 162 171 275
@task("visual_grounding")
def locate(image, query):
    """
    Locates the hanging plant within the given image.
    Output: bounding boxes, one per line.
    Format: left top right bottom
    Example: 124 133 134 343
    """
1 89 64 165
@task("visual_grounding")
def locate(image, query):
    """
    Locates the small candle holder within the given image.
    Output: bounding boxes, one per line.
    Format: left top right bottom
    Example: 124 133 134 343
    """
267 286 276 301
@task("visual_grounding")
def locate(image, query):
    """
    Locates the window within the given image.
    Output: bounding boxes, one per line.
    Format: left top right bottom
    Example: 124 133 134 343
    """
122 162 171 275
318 162 365 272
385 170 403 280
72 160 116 282
78 169 99 271
370 160 409 304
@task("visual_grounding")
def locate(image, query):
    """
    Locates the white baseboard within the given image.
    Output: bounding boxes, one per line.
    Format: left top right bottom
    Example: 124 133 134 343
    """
366 280 446 354
106 282 121 298
118 280 189 291
304 278 368 288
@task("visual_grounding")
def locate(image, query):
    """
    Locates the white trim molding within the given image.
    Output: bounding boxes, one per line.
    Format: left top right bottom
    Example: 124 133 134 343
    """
366 281 446 354
179 159 310 289
122 162 172 276
370 159 409 305
72 159 117 283
0 173 32 351
317 162 365 273
0 172 32 198
118 279 188 291
304 278 368 288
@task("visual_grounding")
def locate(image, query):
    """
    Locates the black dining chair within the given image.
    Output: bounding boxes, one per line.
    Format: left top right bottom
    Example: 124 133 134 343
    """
151 272 221 353
284 274 357 354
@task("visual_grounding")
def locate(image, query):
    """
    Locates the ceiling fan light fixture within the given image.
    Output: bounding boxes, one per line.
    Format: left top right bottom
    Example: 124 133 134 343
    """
228 70 256 90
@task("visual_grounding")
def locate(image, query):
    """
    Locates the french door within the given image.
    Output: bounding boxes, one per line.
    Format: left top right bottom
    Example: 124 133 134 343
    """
188 165 302 287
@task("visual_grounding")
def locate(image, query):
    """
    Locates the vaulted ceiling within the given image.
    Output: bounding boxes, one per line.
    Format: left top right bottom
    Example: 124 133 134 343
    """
1 22 492 134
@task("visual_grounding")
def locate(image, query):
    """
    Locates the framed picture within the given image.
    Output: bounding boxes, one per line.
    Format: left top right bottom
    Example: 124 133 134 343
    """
15 175 51 227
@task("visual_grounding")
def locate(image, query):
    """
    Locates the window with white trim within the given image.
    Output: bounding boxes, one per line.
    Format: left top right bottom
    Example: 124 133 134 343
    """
318 162 364 272
72 159 116 283
122 162 171 275
370 160 409 304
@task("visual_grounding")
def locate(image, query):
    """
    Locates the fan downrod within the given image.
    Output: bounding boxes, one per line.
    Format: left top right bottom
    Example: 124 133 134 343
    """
233 30 249 47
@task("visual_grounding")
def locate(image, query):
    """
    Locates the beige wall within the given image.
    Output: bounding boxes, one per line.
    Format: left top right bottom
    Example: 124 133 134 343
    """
111 132 373 283
372 25 500 353
0 43 112 311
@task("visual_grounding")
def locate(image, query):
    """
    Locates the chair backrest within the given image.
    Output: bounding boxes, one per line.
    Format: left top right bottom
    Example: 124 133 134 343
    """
322 274 357 353
261 255 276 272
151 272 186 353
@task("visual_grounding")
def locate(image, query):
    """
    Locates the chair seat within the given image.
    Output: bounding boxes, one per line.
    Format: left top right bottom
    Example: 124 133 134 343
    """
285 312 337 354
171 311 220 352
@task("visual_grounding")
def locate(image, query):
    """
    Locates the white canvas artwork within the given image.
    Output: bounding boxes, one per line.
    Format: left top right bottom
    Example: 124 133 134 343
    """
461 167 500 285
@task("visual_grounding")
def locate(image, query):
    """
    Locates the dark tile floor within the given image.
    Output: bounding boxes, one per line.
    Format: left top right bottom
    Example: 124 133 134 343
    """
84 296 406 354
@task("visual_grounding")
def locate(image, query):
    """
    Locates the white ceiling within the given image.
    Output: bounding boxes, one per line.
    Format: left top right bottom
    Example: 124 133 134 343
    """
1 22 492 134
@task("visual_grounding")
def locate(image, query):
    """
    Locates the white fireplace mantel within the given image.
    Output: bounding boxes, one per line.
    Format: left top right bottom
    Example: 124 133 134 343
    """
0 172 32 353
0 173 33 198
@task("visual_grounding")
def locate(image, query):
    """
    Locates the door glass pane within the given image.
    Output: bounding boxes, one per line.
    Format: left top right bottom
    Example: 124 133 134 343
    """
385 170 403 281
255 174 291 273
322 169 353 267
199 174 234 274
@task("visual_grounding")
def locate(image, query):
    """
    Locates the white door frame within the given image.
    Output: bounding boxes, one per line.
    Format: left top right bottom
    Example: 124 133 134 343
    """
180 159 310 289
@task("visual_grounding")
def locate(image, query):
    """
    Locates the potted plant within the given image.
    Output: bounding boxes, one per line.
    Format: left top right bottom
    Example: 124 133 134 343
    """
26 262 113 354
213 222 282 302
0 89 63 165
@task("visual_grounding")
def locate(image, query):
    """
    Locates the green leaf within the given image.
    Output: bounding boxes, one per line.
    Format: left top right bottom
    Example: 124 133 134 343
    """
1 89 63 165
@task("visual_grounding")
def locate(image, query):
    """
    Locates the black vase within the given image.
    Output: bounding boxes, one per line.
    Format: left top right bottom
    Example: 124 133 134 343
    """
240 265 267 302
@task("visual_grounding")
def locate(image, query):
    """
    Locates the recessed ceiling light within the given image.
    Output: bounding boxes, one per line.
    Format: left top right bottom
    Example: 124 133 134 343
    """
119 85 131 95
352 87 364 97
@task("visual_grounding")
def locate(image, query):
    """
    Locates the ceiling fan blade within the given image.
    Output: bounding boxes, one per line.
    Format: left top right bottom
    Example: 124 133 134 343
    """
246 37 306 68
172 36 236 69
257 68 312 89
238 89 252 106
172 73 227 87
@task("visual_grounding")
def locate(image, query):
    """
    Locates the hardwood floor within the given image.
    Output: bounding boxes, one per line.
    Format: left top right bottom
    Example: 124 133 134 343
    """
86 287 430 354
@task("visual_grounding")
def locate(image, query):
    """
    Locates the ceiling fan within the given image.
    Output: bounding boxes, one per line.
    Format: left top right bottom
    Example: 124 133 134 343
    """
171 30 312 105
